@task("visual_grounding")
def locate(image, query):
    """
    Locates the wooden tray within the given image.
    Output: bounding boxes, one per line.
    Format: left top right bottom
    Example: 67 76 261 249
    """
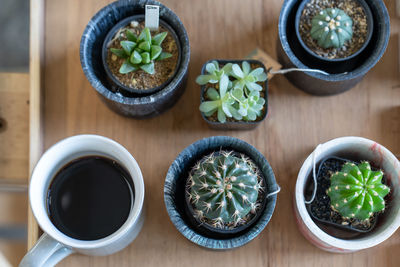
27 0 44 249
29 0 400 266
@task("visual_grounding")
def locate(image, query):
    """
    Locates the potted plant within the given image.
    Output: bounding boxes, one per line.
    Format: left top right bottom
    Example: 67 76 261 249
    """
294 137 400 252
102 16 180 95
196 60 268 130
295 0 374 74
164 136 279 249
184 151 267 238
80 0 190 118
309 157 389 233
277 0 390 95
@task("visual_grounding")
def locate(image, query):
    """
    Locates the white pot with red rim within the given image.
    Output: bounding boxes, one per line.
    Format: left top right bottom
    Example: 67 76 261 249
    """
294 136 400 253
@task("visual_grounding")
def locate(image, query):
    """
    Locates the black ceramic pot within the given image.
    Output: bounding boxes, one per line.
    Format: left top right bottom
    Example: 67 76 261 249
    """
164 136 278 249
277 0 390 96
200 60 268 131
80 0 190 118
101 15 182 96
183 151 269 239
294 0 374 73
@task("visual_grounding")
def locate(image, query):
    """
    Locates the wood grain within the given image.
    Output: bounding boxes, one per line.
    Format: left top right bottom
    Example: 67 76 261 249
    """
0 72 29 267
31 0 400 266
0 73 29 180
0 73 30 266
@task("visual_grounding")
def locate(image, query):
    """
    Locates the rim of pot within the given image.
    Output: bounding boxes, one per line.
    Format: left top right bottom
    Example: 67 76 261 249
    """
80 0 190 105
101 15 182 95
199 59 268 126
294 0 374 63
183 150 269 237
164 136 278 249
278 0 390 81
295 136 400 250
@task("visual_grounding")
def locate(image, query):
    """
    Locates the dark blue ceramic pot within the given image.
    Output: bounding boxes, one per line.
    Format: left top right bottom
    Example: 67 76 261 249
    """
80 0 190 118
277 0 390 96
199 60 268 131
164 136 278 249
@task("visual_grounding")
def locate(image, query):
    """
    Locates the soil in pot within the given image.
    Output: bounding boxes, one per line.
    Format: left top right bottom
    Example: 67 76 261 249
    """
105 20 179 91
202 62 267 124
184 150 267 239
298 0 369 59
304 157 391 239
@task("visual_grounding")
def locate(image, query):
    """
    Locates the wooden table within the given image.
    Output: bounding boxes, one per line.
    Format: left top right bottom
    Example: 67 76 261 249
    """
0 73 29 181
0 72 29 267
29 0 400 265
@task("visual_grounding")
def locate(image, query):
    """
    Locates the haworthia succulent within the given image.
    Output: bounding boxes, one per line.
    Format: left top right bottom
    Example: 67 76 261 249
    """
110 26 172 75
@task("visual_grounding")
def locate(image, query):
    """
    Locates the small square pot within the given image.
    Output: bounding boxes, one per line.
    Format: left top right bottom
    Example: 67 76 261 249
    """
199 59 268 130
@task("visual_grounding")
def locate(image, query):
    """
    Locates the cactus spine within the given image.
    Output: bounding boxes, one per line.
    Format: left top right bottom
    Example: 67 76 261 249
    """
327 161 390 221
186 151 263 229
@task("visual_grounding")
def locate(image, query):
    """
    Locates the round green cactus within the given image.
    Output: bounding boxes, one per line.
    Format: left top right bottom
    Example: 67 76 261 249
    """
327 161 390 221
187 151 263 229
310 8 353 49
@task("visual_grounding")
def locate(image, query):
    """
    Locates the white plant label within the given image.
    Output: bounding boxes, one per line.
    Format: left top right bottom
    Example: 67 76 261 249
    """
145 5 159 31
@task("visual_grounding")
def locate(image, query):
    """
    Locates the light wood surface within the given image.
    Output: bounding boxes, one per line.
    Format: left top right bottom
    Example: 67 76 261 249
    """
27 0 45 250
0 72 29 266
30 0 400 266
0 73 29 181
397 0 400 17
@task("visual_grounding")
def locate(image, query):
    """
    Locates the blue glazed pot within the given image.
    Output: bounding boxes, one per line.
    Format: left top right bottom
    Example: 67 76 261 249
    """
199 60 269 131
164 136 279 249
277 0 390 96
80 0 190 118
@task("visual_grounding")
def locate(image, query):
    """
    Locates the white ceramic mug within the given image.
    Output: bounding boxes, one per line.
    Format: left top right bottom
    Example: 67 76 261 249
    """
294 136 400 253
20 135 145 266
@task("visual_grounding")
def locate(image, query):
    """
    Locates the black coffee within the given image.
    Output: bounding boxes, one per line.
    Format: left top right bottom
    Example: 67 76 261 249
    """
47 156 133 240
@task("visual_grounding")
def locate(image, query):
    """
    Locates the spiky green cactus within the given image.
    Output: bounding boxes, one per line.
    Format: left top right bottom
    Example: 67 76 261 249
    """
187 151 263 229
327 161 390 221
311 8 353 49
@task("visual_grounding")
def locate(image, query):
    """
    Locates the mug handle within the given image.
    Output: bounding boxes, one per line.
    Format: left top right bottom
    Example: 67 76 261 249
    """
19 233 73 267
